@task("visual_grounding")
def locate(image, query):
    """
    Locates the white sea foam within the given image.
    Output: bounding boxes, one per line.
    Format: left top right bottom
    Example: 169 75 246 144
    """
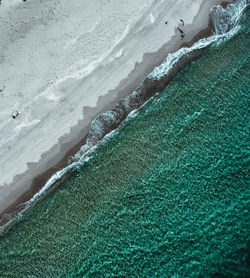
148 0 247 80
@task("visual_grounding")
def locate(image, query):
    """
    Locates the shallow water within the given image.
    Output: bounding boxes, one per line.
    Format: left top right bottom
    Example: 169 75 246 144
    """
0 6 249 278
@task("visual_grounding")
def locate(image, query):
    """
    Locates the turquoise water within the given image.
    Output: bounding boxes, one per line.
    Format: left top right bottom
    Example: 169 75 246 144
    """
0 6 250 278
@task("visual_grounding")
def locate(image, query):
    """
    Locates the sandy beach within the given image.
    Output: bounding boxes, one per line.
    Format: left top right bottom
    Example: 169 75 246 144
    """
0 0 231 220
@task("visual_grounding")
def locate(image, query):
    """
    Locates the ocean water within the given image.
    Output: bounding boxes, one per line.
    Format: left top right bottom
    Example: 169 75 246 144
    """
0 3 250 278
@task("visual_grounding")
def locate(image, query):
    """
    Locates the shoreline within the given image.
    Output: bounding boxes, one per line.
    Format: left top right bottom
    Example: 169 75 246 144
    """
0 0 233 227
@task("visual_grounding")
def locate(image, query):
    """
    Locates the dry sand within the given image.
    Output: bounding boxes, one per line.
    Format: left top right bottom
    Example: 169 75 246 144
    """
0 0 231 215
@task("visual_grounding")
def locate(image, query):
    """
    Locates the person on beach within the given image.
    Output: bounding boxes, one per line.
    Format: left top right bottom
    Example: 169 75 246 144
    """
180 19 184 26
165 21 168 24
177 27 185 40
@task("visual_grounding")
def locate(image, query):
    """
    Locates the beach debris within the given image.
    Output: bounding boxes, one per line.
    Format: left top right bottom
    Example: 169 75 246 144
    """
0 85 5 92
180 19 184 26
0 85 5 96
11 111 19 119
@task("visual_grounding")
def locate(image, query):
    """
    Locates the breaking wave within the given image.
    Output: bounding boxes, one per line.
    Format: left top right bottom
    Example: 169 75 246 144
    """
148 0 247 80
0 0 248 234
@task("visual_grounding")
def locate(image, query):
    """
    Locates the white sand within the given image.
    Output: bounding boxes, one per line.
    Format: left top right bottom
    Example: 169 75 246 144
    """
0 0 230 213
